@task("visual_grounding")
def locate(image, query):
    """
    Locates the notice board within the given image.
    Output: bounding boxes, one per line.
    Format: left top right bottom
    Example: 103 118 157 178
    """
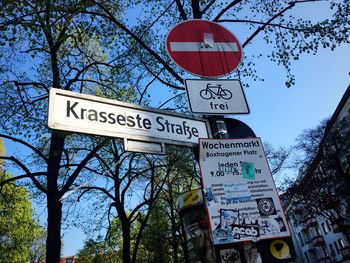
199 138 290 245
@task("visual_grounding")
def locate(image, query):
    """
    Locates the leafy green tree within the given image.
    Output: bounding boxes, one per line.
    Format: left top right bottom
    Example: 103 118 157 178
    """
76 216 151 263
140 201 172 263
133 146 199 263
77 236 121 263
29 229 47 263
0 2 127 262
0 172 39 263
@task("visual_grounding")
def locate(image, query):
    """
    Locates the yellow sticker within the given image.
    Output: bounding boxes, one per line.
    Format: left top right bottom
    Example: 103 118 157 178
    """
270 240 291 259
183 189 201 207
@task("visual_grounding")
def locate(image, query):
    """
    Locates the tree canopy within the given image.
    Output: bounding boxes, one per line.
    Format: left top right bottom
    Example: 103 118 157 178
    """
0 172 41 263
286 115 350 242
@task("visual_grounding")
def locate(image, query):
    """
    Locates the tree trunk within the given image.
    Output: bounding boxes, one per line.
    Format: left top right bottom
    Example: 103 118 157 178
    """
45 132 65 263
46 194 62 262
122 223 132 263
170 217 179 263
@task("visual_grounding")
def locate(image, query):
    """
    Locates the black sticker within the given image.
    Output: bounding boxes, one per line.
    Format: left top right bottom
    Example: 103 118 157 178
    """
256 198 277 216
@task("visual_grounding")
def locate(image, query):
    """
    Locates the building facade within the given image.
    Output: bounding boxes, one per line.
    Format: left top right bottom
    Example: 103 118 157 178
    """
288 214 350 263
286 85 350 263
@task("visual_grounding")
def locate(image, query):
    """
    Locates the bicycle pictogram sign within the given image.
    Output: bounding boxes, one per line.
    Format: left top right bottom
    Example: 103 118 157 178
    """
199 84 233 100
184 79 249 114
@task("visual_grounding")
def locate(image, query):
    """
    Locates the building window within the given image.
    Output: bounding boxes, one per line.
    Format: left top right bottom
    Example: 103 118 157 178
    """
329 244 335 257
316 247 329 260
339 238 346 249
322 246 330 257
309 228 316 239
298 232 304 246
315 226 322 236
322 222 330 234
335 241 340 254
326 220 332 231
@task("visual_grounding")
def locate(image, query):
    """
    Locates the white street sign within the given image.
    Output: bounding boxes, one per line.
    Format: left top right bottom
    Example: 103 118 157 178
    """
185 79 249 115
48 88 210 147
199 138 290 245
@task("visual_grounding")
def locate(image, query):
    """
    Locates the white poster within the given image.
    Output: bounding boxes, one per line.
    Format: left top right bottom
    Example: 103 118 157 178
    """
199 138 290 245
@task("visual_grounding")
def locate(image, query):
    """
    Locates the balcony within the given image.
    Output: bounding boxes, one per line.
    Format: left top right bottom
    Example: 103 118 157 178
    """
306 217 318 227
312 235 325 247
341 246 350 260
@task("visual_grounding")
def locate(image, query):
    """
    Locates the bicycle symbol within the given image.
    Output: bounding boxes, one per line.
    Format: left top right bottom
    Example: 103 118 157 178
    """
199 84 232 100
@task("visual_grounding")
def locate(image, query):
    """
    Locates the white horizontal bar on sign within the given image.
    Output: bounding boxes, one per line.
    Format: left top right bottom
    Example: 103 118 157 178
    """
170 42 239 52
125 139 165 155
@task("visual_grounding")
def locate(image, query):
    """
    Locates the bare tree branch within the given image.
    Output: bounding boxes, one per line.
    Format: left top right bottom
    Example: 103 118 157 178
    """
141 60 184 90
175 0 188 20
241 1 319 47
84 2 184 84
59 140 107 196
213 0 243 21
201 0 217 16
0 134 48 163
157 92 186 109
14 81 49 93
78 186 115 200
0 156 47 193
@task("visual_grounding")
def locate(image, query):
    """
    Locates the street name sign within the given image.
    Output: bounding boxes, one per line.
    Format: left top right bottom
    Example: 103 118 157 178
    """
48 88 210 147
166 20 243 78
185 79 249 115
199 138 290 245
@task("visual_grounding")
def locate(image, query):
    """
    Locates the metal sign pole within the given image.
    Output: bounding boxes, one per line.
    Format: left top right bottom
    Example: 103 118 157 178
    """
205 116 248 263
206 116 229 139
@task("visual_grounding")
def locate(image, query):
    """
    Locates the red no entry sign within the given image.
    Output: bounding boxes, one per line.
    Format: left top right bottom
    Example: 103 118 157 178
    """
166 20 243 78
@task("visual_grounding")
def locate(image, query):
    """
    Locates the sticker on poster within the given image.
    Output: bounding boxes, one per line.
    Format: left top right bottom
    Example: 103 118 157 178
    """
256 197 277 216
220 248 241 263
243 242 262 263
241 162 255 180
212 209 260 244
205 187 218 206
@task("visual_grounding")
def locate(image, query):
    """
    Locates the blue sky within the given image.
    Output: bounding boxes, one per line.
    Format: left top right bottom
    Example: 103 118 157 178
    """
3 1 350 257
235 2 350 149
237 44 350 148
